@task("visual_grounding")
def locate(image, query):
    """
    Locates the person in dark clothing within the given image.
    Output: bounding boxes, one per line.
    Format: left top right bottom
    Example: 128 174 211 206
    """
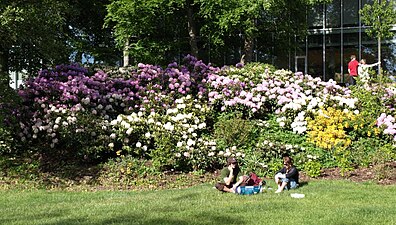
274 156 299 193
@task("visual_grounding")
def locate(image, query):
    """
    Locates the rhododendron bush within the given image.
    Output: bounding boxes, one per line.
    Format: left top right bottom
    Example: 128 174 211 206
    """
10 56 396 175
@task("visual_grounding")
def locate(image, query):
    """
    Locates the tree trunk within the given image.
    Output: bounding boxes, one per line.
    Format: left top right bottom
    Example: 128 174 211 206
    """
378 36 381 76
0 47 9 85
187 0 199 57
123 39 129 67
377 0 381 79
243 36 254 63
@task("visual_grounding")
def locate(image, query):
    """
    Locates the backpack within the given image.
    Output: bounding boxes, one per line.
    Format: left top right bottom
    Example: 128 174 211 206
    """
246 172 263 186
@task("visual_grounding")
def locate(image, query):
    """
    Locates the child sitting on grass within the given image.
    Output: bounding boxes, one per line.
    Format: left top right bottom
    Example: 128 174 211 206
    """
274 156 299 193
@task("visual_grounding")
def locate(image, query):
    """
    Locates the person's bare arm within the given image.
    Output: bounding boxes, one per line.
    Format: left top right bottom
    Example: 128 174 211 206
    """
365 62 381 68
224 166 234 185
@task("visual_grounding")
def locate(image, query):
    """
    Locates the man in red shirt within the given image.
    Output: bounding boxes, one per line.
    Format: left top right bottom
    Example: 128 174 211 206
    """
348 54 359 85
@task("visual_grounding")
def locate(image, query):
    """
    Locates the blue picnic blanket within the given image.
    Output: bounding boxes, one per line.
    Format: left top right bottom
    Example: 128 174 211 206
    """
235 185 262 195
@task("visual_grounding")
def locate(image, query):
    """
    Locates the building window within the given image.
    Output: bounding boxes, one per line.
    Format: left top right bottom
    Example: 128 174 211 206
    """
326 0 341 28
343 0 359 27
308 5 323 28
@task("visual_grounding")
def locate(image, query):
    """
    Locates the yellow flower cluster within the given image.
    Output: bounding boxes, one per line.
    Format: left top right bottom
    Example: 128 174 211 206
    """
307 107 355 149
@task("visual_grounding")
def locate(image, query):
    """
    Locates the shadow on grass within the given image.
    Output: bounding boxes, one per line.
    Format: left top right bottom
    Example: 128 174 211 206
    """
298 181 308 188
99 214 243 225
11 213 244 225
170 192 200 202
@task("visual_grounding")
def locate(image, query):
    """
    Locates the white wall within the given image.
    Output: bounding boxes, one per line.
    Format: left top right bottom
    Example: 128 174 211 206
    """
9 71 26 89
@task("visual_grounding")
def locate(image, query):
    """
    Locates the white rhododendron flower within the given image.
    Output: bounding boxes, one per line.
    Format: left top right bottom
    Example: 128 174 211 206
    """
187 139 195 146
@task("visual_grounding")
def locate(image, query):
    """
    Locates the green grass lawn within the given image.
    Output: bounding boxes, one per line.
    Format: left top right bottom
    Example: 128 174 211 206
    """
1 180 396 225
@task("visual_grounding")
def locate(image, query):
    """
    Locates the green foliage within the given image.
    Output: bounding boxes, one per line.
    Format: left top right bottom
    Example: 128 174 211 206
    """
0 0 119 76
0 127 13 154
222 62 277 83
29 112 113 162
0 6 24 43
303 160 322 178
0 156 40 180
99 155 158 183
360 0 396 40
348 82 387 140
0 0 72 74
333 147 354 176
245 117 328 178
104 0 185 65
150 130 181 171
105 0 330 65
372 143 396 166
351 82 387 116
213 112 258 149
374 163 394 180
0 76 21 155
370 70 396 85
349 138 391 168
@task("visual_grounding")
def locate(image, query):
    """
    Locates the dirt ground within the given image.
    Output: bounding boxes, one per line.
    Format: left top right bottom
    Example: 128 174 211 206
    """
2 160 395 191
301 161 396 185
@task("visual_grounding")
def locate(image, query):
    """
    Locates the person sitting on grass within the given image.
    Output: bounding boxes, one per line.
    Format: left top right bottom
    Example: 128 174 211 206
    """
274 156 299 193
215 157 246 193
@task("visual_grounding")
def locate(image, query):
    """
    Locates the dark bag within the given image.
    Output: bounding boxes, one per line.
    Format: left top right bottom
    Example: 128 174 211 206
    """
245 172 264 186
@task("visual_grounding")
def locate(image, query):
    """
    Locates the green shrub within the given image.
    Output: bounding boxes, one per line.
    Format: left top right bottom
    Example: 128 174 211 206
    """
349 83 387 140
349 138 390 167
0 76 21 155
213 112 258 149
303 160 322 178
0 127 13 154
99 155 158 185
0 156 40 180
333 146 354 176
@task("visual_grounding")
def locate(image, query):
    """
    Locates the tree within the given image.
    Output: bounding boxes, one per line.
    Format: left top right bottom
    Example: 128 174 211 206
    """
198 0 331 64
360 0 396 75
66 0 121 65
198 0 269 63
104 0 332 66
0 0 71 76
0 0 120 80
105 0 197 66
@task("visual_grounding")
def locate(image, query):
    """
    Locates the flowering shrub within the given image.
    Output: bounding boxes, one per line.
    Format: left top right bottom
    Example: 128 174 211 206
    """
383 86 396 113
376 113 396 142
10 55 396 178
16 57 218 159
306 107 355 149
110 95 220 171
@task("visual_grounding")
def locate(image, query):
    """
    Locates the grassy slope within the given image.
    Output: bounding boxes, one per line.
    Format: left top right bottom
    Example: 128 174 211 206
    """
1 180 396 225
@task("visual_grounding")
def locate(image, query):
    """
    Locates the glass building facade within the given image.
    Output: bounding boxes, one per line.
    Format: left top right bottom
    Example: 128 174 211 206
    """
295 0 396 83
